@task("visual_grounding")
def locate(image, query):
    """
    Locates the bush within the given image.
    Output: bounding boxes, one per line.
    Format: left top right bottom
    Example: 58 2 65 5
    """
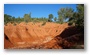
68 22 73 26
42 22 46 26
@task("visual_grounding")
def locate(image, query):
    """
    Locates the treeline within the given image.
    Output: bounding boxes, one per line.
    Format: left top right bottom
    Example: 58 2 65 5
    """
4 14 48 24
4 4 84 28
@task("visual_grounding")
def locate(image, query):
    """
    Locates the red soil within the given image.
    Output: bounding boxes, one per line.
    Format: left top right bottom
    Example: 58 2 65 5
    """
4 22 84 49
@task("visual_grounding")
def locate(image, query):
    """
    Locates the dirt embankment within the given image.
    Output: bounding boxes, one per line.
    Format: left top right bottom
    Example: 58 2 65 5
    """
4 22 84 49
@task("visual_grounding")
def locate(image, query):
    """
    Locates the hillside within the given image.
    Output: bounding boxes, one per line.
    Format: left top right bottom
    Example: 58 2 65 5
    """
4 22 84 49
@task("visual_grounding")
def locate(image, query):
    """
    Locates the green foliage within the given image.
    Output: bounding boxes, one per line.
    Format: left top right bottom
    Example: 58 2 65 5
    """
75 4 84 27
57 4 84 28
4 14 14 25
48 14 53 22
54 17 57 22
58 8 65 23
58 7 74 24
65 7 74 18
68 4 84 27
31 17 48 23
68 20 73 26
24 13 31 23
4 14 24 25
68 4 84 29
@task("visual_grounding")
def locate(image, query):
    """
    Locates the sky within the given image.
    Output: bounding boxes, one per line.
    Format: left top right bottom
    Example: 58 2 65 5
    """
4 4 77 18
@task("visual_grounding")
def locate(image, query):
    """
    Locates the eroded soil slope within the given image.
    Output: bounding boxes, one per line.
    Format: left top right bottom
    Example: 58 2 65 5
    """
4 22 84 49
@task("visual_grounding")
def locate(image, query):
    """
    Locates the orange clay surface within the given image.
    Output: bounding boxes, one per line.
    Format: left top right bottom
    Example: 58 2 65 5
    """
4 22 83 49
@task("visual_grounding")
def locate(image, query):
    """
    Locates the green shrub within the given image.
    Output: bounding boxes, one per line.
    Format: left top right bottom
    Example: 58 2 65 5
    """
42 22 46 26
